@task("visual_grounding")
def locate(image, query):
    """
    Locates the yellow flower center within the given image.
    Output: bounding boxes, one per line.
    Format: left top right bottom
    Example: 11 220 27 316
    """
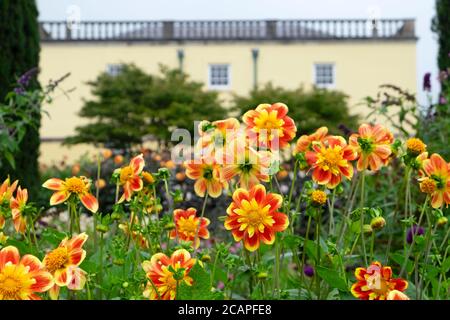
0 264 34 300
420 178 436 194
178 217 199 237
366 272 390 296
311 190 327 206
45 247 69 273
65 177 87 194
120 166 134 184
316 145 346 175
406 138 426 155
253 110 285 138
235 198 274 237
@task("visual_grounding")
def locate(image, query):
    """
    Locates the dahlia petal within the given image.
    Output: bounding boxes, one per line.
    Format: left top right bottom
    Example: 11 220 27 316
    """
354 267 367 281
130 154 145 175
20 254 43 273
54 268 71 287
392 279 408 291
50 191 70 206
42 178 65 191
194 179 207 197
431 192 444 209
272 212 289 232
260 228 275 245
312 167 332 185
67 267 87 290
243 233 260 252
129 176 143 192
68 249 86 266
49 284 60 300
206 180 223 198
80 193 99 213
30 271 54 292
231 229 245 242
68 232 88 250
250 184 266 203
0 246 20 268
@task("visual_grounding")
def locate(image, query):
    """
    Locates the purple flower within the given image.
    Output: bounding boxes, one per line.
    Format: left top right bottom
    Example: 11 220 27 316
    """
17 67 38 88
406 225 425 244
217 281 225 290
439 95 448 105
423 73 432 92
303 265 315 278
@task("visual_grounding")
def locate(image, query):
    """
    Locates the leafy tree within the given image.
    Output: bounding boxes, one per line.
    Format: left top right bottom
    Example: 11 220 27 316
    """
432 0 450 90
232 83 359 136
0 0 41 199
66 64 227 150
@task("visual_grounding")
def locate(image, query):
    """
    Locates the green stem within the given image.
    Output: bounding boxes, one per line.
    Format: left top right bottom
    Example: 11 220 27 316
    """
315 209 322 299
301 215 312 286
359 171 368 265
399 196 428 277
286 160 298 211
194 194 208 255
211 250 219 288
94 152 101 251
369 232 375 262
98 232 104 300
328 188 336 235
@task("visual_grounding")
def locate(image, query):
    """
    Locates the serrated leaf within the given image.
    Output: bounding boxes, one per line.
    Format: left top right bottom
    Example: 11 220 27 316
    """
177 262 215 300
316 266 348 291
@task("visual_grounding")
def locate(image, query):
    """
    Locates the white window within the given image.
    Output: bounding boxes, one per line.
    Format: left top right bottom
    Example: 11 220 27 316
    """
314 63 335 88
208 64 231 89
106 64 124 77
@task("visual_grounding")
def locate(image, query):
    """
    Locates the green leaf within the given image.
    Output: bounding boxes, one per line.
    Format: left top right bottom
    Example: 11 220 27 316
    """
316 266 348 292
441 256 450 273
390 253 414 274
177 262 216 300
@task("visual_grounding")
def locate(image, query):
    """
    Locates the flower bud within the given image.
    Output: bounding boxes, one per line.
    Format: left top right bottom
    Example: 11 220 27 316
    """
122 282 129 288
114 155 124 165
164 222 176 230
102 149 113 159
437 217 448 228
95 178 106 189
113 258 125 266
257 272 268 280
111 212 122 221
142 171 155 184
406 138 427 156
96 224 109 233
201 254 212 263
175 172 186 182
311 190 327 207
363 224 373 235
370 216 386 231
303 265 315 278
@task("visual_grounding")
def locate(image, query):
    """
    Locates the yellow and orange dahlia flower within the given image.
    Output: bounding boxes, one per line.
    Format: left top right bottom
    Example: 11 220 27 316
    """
351 261 408 300
43 233 88 300
0 246 53 300
306 136 357 189
224 184 289 251
349 124 394 171
294 126 329 155
419 153 450 208
169 208 210 248
9 186 28 234
42 176 98 213
243 103 297 150
142 249 196 300
185 157 228 198
116 154 145 203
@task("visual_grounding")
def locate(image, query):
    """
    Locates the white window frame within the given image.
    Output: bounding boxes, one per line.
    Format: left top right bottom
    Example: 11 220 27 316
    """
208 64 231 90
106 64 124 77
313 63 336 89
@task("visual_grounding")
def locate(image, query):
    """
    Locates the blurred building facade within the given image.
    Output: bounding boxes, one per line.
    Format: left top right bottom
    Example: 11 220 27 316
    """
38 19 417 164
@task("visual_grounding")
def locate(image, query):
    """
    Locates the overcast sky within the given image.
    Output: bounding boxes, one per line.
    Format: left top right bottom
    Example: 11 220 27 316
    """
36 0 441 104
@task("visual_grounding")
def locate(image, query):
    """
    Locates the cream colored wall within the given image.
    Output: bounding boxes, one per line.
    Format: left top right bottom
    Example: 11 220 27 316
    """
39 40 416 164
